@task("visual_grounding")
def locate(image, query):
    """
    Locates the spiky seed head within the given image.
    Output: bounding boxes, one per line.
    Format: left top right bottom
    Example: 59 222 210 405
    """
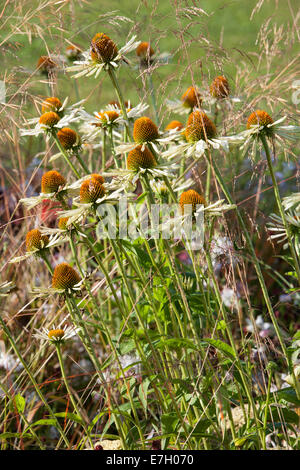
57 127 80 149
52 262 81 290
210 76 230 99
39 112 61 127
133 116 159 143
48 329 65 340
127 145 157 171
58 217 69 230
179 190 206 214
165 120 184 131
80 174 105 203
247 110 273 130
41 97 63 114
181 86 202 109
95 110 119 127
37 56 57 73
185 111 217 142
26 229 49 252
41 170 66 194
90 33 118 64
136 42 155 58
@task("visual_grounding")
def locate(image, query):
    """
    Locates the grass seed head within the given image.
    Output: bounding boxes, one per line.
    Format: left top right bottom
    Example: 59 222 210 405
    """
90 33 118 63
127 145 157 171
179 189 206 214
52 262 81 290
185 111 217 142
210 76 230 99
181 86 202 109
80 174 105 203
133 116 159 143
41 170 66 194
26 229 49 252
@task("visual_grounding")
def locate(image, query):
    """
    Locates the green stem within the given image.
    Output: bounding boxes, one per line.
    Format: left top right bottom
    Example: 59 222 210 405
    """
55 344 93 448
260 134 300 285
107 67 132 141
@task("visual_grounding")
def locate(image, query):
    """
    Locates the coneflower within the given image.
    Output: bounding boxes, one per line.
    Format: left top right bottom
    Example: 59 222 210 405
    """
52 262 81 290
210 76 230 99
36 56 57 74
181 86 202 109
41 97 63 114
58 217 70 230
26 229 49 252
90 33 118 64
246 110 274 136
136 42 155 59
94 110 120 127
179 189 206 215
127 145 157 171
133 116 159 143
80 174 105 203
41 170 66 194
66 45 82 61
57 127 80 149
185 111 216 142
34 324 78 343
165 120 184 131
39 112 61 128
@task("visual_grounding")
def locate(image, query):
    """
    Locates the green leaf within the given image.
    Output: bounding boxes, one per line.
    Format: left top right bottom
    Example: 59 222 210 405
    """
30 419 57 427
54 412 83 424
161 413 179 434
203 338 236 361
0 432 33 440
14 394 26 414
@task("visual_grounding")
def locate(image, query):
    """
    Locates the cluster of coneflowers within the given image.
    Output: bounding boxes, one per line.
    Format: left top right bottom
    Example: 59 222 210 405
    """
16 30 300 349
6 26 300 448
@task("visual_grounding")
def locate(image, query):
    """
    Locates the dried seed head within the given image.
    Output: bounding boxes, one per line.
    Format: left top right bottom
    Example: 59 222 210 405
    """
80 174 105 203
41 97 63 114
58 217 69 230
52 263 81 290
133 116 159 143
179 190 206 214
26 229 49 252
57 127 80 149
181 86 202 109
247 110 273 129
41 170 66 194
90 33 118 64
95 110 120 127
127 145 157 171
210 76 230 99
185 111 217 142
136 42 155 58
37 56 57 73
48 329 65 340
165 120 184 131
39 111 61 127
